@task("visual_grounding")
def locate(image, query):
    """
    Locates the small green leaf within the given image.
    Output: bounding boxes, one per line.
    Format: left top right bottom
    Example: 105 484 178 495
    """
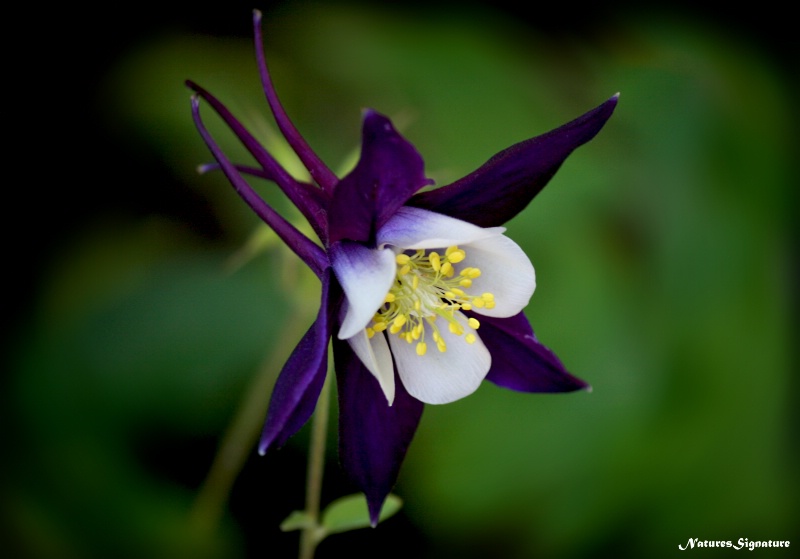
320 494 402 536
280 510 315 532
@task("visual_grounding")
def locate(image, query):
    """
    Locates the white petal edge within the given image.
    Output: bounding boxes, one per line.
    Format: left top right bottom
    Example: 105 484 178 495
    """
344 322 396 405
461 234 536 318
377 206 505 250
390 312 491 404
330 240 396 340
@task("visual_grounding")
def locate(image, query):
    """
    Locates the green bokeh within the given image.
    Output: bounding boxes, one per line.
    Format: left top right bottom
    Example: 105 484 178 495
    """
5 2 796 558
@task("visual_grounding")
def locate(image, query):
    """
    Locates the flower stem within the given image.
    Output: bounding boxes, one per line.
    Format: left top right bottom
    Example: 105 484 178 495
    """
299 365 331 559
188 315 306 535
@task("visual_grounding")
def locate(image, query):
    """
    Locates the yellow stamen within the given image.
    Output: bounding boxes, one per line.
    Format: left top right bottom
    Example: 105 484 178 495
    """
366 244 499 357
446 247 466 263
429 252 441 272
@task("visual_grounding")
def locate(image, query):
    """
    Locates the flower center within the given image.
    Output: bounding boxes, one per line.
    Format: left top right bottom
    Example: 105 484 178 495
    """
365 245 495 356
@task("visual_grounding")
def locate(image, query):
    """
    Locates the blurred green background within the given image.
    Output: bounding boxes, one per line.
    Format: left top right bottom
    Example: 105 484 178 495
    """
4 1 797 557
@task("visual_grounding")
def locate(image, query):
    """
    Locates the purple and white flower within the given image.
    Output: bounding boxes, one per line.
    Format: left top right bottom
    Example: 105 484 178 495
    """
188 9 617 525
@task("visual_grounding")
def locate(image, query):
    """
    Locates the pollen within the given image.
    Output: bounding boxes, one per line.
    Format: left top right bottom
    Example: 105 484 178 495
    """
365 245 493 356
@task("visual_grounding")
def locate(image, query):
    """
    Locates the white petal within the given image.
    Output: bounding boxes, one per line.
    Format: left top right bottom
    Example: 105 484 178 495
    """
390 312 491 404
345 324 396 405
330 241 396 339
377 206 505 250
462 234 536 318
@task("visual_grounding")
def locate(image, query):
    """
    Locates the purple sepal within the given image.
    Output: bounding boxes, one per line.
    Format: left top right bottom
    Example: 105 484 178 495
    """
476 312 590 393
190 95 329 278
258 270 340 454
252 9 338 193
409 94 619 227
198 163 329 211
187 80 330 243
328 110 433 245
333 336 424 526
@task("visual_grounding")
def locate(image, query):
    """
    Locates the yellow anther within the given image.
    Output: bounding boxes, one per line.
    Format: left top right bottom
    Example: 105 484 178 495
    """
447 249 466 263
429 252 441 271
371 244 498 354
389 314 407 334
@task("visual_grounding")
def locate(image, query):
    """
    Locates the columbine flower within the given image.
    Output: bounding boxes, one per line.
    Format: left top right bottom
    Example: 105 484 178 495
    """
188 10 617 524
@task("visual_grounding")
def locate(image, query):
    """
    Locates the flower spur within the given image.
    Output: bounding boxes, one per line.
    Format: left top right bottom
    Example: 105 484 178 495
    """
187 9 617 525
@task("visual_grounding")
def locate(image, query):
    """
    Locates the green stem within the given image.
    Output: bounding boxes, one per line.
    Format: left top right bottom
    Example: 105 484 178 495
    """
188 315 306 534
299 367 331 559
